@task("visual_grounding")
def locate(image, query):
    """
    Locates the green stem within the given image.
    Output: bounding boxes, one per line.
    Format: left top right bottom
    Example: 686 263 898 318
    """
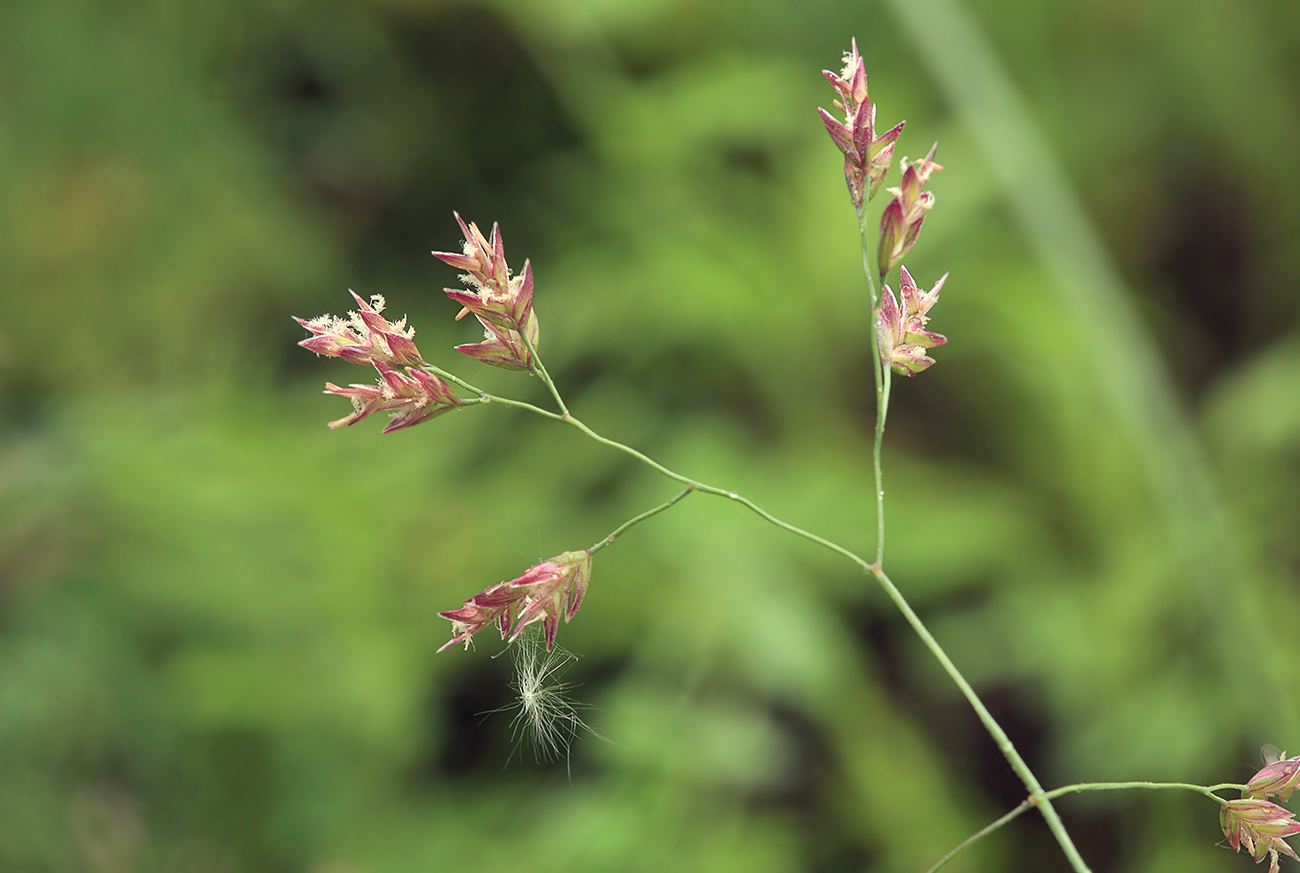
927 781 1240 873
422 363 567 421
519 327 570 416
859 210 878 308
859 153 1081 866
869 567 1089 872
439 366 874 570
926 799 1031 873
873 362 892 566
860 209 890 567
588 487 696 555
562 414 874 572
1043 781 1239 801
423 363 498 398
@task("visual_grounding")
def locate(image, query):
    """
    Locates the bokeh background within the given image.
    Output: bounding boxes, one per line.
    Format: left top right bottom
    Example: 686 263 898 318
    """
4 0 1300 870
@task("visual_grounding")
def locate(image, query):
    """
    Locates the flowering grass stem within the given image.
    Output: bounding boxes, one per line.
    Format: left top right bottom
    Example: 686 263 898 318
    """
299 37 1288 865
828 58 1089 863
445 344 1089 870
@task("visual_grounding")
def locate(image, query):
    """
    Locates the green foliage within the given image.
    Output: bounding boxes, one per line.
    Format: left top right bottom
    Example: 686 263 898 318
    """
3 0 1300 870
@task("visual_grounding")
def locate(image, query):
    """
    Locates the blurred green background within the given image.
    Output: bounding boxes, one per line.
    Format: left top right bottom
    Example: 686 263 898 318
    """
4 0 1300 870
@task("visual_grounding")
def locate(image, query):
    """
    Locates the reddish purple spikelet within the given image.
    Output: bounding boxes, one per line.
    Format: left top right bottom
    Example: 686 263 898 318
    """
878 144 943 281
452 315 539 372
1248 754 1300 804
1221 799 1300 873
819 39 905 211
432 214 540 370
324 362 461 432
438 551 592 653
294 291 425 369
876 265 947 376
